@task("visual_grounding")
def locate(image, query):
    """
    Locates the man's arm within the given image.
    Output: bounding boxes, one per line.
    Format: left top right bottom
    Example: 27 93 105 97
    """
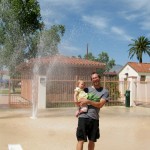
79 98 106 108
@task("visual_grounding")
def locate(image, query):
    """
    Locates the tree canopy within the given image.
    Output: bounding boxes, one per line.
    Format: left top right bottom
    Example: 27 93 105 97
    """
128 36 150 63
84 52 95 60
0 0 65 76
96 51 115 75
97 52 115 72
0 0 43 73
83 51 115 75
25 25 65 59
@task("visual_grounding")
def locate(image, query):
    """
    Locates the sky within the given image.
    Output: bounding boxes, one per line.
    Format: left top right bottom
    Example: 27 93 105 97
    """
38 0 150 66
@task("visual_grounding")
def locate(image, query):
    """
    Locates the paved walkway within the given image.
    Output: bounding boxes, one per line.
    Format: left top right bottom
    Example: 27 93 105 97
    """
0 95 9 104
0 106 150 150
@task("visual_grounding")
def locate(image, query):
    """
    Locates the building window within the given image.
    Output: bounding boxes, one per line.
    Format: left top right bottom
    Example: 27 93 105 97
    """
140 75 146 82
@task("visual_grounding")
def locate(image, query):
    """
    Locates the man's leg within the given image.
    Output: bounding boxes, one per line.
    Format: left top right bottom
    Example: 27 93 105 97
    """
76 141 84 150
88 141 95 150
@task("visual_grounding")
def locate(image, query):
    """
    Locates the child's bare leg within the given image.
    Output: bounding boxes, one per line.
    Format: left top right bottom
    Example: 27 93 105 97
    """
79 106 88 113
75 110 80 117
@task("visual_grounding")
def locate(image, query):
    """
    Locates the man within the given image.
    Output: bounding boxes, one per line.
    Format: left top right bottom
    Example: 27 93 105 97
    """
76 72 109 150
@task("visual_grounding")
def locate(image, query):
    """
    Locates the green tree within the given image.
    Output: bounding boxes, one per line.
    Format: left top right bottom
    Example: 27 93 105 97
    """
0 0 65 92
0 67 3 80
0 0 65 74
77 55 82 58
0 0 43 76
97 52 115 73
128 36 150 63
12 0 43 34
36 25 65 57
84 52 95 60
81 51 115 75
26 25 65 58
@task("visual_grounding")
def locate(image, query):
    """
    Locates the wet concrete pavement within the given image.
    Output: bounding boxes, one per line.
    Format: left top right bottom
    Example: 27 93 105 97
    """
0 106 150 150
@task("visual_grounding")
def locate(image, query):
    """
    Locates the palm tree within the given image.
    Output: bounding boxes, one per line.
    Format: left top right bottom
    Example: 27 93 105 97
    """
128 36 150 63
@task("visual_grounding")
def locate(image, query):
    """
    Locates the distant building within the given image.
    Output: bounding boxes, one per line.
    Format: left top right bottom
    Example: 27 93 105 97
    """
103 64 123 78
118 62 150 106
17 55 105 79
118 62 150 81
17 55 106 107
103 71 118 77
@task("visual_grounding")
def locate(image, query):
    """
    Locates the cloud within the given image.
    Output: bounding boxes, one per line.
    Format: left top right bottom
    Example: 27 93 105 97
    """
82 14 133 41
120 11 140 21
38 0 150 52
39 0 91 27
140 20 150 30
59 41 81 56
40 9 63 27
120 0 150 31
82 15 108 30
111 26 133 41
39 0 89 12
125 0 150 11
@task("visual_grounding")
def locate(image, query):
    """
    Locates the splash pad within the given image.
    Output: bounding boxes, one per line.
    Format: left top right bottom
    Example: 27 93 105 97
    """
0 106 150 150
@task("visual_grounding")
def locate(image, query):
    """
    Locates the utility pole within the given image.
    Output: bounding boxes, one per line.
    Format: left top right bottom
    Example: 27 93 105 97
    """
86 43 89 60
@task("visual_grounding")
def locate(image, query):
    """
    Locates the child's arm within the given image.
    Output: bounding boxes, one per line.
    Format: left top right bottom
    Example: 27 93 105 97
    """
74 91 80 106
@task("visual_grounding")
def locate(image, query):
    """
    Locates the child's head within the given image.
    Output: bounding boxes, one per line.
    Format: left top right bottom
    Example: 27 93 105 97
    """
77 80 86 89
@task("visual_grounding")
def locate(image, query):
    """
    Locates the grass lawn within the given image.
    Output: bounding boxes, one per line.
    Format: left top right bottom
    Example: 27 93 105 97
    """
0 88 21 94
0 89 9 94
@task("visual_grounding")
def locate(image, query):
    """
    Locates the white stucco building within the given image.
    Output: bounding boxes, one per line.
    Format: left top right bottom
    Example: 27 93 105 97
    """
118 62 150 106
119 62 150 81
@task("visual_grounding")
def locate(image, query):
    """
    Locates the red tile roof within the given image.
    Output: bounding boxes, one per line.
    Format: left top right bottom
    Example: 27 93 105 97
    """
17 55 105 70
103 71 117 76
127 62 150 73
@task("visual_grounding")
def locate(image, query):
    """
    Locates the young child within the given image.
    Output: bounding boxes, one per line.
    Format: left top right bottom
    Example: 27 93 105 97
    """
74 80 88 117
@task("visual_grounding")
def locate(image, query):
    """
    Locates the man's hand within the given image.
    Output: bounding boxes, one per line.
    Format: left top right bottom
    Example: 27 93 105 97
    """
75 101 80 106
79 98 106 108
79 98 89 106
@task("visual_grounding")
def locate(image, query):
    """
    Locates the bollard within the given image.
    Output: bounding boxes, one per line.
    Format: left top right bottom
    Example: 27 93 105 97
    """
125 90 130 107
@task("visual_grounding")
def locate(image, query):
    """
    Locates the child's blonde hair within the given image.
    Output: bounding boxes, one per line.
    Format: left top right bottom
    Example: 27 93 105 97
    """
76 80 85 87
